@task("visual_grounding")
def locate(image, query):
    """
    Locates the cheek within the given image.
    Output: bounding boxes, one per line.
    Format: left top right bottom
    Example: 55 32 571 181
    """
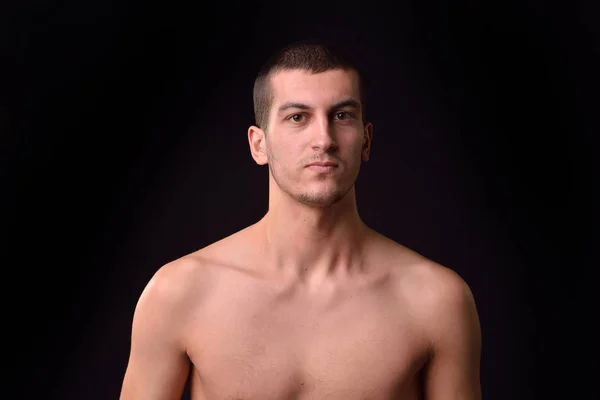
267 138 298 168
341 136 365 157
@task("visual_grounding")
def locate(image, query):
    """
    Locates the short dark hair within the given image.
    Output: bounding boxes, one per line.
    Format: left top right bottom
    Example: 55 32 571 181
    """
253 41 367 130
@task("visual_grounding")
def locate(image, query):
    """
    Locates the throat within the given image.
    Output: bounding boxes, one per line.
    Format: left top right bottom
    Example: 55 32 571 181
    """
265 230 369 285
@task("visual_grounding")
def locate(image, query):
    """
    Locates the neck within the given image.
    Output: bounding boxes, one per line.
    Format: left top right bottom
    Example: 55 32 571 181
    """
256 180 370 288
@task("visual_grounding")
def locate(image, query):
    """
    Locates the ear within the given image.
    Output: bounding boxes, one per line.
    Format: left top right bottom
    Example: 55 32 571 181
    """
248 125 268 165
361 122 373 161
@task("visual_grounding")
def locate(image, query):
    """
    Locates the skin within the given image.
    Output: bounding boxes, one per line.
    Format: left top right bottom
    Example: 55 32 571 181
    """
120 68 482 400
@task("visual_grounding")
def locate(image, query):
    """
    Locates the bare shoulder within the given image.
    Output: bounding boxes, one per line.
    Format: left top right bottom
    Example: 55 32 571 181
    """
399 257 476 309
122 250 222 399
386 245 481 358
369 231 479 327
374 239 483 397
409 262 478 329
369 232 472 294
134 255 212 325
140 224 259 307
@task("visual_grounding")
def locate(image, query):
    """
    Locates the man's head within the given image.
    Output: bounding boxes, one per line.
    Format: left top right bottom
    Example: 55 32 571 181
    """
253 41 368 131
248 41 373 208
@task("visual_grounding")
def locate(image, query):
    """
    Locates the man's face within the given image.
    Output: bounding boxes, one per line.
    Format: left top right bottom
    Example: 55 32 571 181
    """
263 68 371 207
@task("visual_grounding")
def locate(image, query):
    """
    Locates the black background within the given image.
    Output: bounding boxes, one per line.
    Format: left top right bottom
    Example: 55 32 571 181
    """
4 1 597 399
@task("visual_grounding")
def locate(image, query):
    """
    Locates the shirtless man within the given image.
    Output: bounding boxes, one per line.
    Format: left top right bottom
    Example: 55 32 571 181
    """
120 41 482 400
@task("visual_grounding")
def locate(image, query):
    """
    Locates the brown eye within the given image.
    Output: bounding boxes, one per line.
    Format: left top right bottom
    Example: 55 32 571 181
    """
334 112 351 120
289 114 305 122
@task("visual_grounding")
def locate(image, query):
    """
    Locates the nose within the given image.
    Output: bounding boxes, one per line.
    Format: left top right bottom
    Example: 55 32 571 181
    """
311 117 338 152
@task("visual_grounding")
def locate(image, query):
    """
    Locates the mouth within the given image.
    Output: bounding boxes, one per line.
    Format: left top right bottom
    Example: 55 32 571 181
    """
306 161 338 167
306 163 338 172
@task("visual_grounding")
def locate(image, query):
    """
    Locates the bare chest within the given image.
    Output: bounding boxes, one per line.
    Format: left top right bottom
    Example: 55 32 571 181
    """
186 280 429 400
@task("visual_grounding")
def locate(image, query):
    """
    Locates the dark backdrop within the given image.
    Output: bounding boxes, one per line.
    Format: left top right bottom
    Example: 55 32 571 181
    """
4 1 596 399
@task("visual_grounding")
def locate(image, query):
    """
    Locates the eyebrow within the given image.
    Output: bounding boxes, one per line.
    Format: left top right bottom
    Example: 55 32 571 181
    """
277 99 361 115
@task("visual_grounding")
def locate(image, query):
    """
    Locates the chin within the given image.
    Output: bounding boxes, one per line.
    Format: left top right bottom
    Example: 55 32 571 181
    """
295 187 348 207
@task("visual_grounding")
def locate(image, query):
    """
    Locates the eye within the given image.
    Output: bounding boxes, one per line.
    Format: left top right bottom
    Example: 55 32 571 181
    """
288 114 305 123
334 111 353 120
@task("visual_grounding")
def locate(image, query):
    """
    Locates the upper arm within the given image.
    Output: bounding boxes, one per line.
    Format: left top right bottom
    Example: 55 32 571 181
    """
421 267 482 400
120 262 193 400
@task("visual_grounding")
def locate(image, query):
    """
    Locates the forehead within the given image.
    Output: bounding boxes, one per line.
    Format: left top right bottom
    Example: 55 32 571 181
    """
269 69 361 107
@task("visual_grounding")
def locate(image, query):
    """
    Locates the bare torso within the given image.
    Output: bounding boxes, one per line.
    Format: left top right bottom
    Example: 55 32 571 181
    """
179 225 434 400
